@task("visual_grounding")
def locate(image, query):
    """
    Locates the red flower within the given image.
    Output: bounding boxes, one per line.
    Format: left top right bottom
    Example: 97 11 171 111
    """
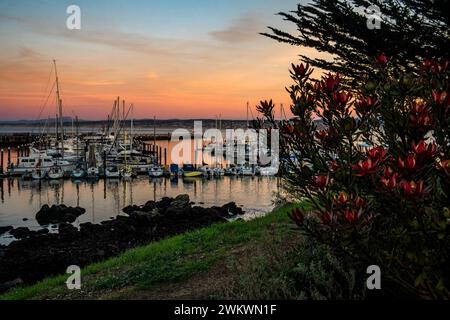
400 180 424 197
288 208 305 226
334 192 348 206
285 125 295 134
352 158 379 176
354 197 366 209
422 59 444 74
375 54 388 67
437 159 450 176
333 91 352 105
412 140 437 161
432 91 450 110
329 160 339 172
356 96 378 113
312 174 330 189
322 73 341 92
320 212 332 225
380 172 398 189
367 146 387 161
292 63 310 78
423 59 433 72
409 101 433 127
397 154 417 170
383 166 394 177
411 101 428 114
344 208 358 224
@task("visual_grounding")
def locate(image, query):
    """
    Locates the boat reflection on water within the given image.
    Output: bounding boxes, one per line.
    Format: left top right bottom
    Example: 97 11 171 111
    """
0 175 280 237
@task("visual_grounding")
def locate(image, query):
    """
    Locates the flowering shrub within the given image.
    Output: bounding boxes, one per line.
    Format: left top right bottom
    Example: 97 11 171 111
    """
257 56 450 298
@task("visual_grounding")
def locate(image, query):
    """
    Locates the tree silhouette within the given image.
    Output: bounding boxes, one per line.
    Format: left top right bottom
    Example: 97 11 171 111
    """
262 0 450 80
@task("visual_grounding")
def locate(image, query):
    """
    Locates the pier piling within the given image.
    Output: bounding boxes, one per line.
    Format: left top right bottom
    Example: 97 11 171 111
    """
164 148 167 166
159 146 162 165
7 147 11 165
1 149 4 174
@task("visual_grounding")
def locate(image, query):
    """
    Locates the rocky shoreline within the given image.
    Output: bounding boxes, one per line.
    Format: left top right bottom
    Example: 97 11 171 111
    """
0 194 244 292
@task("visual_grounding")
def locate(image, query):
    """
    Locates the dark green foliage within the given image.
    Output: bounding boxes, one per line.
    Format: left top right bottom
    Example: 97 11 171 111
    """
262 0 450 81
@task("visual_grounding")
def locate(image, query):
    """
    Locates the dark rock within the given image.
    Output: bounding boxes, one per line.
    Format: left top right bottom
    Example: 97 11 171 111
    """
0 226 13 235
58 223 77 235
35 204 86 224
9 227 33 239
170 194 190 209
122 205 140 215
22 218 29 221
221 202 244 216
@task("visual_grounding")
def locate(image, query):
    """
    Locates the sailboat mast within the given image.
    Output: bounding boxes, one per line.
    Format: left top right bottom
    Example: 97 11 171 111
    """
246 101 249 129
53 60 64 158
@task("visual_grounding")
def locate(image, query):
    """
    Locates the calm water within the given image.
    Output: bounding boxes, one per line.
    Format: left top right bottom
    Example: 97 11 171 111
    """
0 176 279 244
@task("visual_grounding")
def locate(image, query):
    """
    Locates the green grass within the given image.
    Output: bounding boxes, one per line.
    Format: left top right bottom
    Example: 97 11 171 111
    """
0 203 303 300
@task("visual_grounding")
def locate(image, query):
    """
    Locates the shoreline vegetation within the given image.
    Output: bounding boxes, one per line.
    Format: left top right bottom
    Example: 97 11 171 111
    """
0 203 309 300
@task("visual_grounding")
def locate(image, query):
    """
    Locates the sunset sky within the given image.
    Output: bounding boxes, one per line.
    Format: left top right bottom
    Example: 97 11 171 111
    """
0 0 325 120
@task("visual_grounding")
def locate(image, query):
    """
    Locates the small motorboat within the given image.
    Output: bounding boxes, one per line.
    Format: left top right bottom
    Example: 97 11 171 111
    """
87 167 99 179
199 166 213 177
105 166 120 178
224 167 238 176
120 165 133 179
257 166 278 176
182 164 202 177
71 167 86 179
148 165 164 178
213 167 225 177
239 165 254 176
31 168 46 180
47 165 64 179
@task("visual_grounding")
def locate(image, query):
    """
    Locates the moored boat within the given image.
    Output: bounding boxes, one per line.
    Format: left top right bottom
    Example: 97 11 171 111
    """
148 165 164 178
105 166 120 178
47 165 64 179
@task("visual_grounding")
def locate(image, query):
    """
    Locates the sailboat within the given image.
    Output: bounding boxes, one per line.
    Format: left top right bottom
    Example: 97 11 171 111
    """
71 166 86 179
31 158 47 180
47 165 64 179
86 144 99 179
105 165 120 178
121 132 133 179
148 165 164 177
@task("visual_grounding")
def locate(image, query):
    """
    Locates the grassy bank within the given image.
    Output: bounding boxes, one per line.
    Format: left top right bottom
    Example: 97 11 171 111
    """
1 203 306 300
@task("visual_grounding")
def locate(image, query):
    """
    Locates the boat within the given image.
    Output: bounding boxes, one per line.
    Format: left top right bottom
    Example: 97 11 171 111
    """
7 148 73 176
257 166 278 176
184 171 203 178
169 164 179 176
121 166 133 179
47 165 64 179
105 165 120 178
199 166 213 177
224 166 238 176
87 166 99 178
148 165 164 178
239 165 254 176
71 167 86 179
182 164 202 177
213 167 225 177
31 169 46 180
